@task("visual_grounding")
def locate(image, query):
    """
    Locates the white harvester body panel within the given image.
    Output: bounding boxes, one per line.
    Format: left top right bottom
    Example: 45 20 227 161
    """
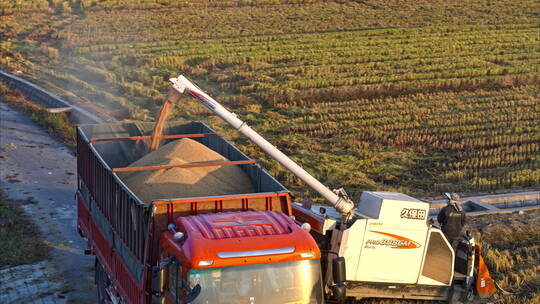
339 192 451 285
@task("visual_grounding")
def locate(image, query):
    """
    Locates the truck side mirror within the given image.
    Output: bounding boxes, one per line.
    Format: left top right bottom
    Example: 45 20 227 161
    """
152 256 172 294
182 280 201 303
151 294 166 304
331 257 347 303
151 266 166 294
331 283 346 304
186 283 201 303
332 257 346 284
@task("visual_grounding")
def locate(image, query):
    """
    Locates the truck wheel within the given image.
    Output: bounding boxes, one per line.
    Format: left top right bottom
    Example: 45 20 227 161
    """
95 258 110 304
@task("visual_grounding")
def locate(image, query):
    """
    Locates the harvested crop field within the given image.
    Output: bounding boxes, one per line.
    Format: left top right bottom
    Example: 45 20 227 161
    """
119 138 254 203
467 210 540 304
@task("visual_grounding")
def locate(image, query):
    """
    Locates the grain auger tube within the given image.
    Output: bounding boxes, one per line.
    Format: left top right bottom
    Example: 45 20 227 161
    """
169 75 356 217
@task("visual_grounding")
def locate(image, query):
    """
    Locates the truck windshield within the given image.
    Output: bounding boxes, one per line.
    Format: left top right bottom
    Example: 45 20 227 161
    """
188 259 323 304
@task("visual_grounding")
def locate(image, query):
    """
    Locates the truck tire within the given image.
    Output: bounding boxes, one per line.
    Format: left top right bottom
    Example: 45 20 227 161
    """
95 258 111 304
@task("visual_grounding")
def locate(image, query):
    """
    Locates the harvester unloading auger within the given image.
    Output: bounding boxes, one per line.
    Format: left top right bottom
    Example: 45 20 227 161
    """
150 75 497 303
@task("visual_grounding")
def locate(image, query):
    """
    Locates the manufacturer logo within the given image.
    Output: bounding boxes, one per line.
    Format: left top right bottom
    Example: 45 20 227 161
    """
400 208 426 220
366 231 421 249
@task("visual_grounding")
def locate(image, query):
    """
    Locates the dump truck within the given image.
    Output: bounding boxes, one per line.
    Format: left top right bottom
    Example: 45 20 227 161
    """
76 122 326 303
167 76 495 304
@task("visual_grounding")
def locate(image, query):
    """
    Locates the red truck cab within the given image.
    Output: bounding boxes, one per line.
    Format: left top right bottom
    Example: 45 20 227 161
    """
160 211 323 304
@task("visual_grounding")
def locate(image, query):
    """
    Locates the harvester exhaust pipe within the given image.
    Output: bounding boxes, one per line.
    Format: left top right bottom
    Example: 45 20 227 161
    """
170 75 355 216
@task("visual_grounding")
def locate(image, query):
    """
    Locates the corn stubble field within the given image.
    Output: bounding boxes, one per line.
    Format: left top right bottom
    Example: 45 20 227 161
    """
0 0 538 302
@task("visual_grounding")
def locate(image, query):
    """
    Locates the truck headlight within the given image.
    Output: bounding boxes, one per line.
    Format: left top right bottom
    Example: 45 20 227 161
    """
198 260 214 266
300 252 315 258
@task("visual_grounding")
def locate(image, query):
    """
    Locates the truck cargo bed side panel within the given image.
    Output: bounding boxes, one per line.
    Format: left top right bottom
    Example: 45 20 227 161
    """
77 130 149 285
78 191 145 303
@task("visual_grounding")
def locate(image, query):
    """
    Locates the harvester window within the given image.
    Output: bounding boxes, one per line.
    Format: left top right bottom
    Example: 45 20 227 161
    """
168 259 182 303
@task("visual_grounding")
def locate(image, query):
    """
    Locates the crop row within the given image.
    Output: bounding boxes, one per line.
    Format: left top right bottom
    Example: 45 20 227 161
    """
56 0 539 45
63 24 539 106
246 86 540 193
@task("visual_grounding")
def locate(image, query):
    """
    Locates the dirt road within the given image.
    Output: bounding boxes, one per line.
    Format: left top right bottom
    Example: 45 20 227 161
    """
0 102 96 303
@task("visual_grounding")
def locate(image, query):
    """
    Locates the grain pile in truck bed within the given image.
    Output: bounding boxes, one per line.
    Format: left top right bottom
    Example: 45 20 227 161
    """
118 138 254 203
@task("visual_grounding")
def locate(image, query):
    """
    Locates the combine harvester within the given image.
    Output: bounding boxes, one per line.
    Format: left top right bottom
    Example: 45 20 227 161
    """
164 76 513 304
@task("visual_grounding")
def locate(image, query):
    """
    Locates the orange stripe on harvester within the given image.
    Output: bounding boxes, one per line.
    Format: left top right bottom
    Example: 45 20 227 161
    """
369 231 421 249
